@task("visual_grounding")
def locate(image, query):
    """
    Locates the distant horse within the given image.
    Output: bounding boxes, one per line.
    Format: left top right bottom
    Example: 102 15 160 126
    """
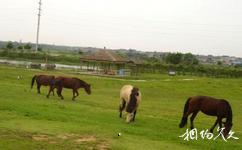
119 85 141 123
179 96 233 137
31 75 55 95
47 76 91 100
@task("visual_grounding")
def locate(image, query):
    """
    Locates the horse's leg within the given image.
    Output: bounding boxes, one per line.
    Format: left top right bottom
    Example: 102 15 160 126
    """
210 117 219 133
132 110 137 122
52 88 55 96
75 90 79 97
46 86 53 98
57 87 64 100
190 111 198 129
72 89 76 101
218 117 223 129
73 89 80 100
37 83 41 94
119 99 126 118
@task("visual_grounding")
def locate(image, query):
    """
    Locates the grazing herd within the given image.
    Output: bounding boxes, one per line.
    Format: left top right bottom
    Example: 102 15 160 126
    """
31 74 233 137
31 75 91 100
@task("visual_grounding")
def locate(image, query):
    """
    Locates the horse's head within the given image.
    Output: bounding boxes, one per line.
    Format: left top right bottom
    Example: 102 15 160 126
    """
84 84 91 95
223 122 233 137
126 112 134 123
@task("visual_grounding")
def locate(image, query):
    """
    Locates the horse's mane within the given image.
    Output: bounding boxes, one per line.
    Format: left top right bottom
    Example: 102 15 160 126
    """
72 77 88 86
126 87 139 113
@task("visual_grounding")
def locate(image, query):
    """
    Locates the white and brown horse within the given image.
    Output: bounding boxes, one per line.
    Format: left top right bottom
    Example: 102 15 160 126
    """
119 85 141 123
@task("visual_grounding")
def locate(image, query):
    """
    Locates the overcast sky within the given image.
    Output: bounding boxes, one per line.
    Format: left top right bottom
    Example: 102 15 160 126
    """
1 0 242 57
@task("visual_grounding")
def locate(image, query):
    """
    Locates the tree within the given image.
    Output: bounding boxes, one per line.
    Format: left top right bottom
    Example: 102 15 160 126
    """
193 58 199 65
17 45 23 50
6 41 14 50
78 50 83 55
145 57 161 65
183 53 199 65
164 52 199 65
165 52 183 64
24 43 32 50
217 61 223 66
37 47 42 52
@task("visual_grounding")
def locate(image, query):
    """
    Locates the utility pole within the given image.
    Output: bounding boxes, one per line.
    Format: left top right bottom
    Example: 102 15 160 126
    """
35 0 42 53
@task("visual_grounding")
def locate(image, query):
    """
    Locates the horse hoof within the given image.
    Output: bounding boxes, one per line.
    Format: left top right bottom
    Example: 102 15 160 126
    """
209 129 213 133
46 95 49 98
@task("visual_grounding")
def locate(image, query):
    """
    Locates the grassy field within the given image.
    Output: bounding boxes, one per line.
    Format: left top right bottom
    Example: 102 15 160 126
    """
0 65 241 150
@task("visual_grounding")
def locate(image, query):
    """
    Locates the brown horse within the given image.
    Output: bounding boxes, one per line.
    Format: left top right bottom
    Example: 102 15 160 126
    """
179 96 233 137
46 76 91 100
31 75 55 95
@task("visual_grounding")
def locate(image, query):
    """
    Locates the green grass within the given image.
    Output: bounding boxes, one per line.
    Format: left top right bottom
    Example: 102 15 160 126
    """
0 65 241 149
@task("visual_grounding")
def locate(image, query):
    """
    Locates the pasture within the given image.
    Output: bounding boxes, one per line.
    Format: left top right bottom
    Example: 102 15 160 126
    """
0 65 241 149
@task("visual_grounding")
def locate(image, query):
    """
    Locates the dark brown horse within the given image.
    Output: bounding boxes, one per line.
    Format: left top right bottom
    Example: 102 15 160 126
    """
46 76 91 100
179 96 233 137
31 75 55 95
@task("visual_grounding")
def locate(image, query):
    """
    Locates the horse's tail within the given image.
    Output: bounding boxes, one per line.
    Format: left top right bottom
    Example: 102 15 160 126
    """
179 97 191 128
31 75 37 89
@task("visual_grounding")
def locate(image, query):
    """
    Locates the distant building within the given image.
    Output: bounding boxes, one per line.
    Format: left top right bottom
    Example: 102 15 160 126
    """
80 49 136 76
231 60 242 66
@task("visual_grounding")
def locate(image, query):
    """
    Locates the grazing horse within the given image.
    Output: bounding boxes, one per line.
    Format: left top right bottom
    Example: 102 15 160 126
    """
31 75 55 95
119 85 141 123
47 76 91 100
179 96 233 137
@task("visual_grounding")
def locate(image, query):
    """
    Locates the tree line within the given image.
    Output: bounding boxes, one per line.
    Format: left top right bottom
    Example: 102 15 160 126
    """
131 52 242 78
133 63 242 78
4 41 33 51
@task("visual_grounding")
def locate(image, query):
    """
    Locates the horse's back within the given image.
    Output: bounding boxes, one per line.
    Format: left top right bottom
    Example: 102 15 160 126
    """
120 85 133 102
120 85 141 104
189 96 229 116
55 76 82 89
36 75 55 85
37 74 54 79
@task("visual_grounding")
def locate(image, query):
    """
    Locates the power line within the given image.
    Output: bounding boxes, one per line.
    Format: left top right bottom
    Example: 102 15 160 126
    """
35 0 42 52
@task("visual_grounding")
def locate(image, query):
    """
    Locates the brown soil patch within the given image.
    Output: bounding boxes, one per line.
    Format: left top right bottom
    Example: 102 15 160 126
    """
74 136 96 143
97 142 110 150
32 134 49 141
31 133 110 149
